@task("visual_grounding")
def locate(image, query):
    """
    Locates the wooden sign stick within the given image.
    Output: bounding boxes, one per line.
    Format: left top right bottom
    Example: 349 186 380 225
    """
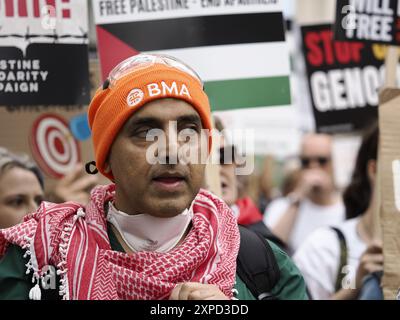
378 45 400 299
373 46 399 241
384 46 399 88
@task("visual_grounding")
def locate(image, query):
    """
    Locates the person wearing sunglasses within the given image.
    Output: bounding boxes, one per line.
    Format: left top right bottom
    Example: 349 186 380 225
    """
214 117 287 250
0 54 307 300
294 123 383 300
263 134 345 254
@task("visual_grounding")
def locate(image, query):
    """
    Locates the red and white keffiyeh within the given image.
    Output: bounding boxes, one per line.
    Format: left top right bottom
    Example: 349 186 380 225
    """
0 185 240 300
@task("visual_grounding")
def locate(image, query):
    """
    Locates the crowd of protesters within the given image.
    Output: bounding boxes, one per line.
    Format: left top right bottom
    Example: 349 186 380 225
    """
0 53 389 300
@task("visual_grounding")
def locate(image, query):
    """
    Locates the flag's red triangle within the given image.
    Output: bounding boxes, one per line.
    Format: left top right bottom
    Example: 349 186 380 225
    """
96 26 140 81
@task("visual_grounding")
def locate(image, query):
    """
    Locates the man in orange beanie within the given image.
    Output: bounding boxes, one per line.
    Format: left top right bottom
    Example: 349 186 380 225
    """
0 54 307 300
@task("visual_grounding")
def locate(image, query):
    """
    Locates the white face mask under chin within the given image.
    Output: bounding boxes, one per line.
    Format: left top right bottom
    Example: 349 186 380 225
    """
106 202 194 253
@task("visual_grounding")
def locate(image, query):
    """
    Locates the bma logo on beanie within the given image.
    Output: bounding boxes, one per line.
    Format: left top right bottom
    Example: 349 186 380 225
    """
126 81 192 108
147 81 191 99
127 88 144 107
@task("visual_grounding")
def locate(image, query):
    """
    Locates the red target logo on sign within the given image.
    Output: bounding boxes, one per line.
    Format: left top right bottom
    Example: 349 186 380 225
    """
30 114 81 179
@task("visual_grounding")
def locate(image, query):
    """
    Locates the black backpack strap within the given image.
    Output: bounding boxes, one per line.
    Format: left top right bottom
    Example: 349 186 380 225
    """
330 227 348 293
236 225 281 300
245 221 288 252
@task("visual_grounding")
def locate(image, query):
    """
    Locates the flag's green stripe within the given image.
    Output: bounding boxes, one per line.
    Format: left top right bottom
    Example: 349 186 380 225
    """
205 76 291 111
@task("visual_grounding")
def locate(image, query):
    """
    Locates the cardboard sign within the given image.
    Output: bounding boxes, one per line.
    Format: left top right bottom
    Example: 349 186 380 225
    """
378 88 400 299
92 0 290 112
301 24 391 133
29 113 82 178
0 59 105 188
335 0 400 45
0 0 90 105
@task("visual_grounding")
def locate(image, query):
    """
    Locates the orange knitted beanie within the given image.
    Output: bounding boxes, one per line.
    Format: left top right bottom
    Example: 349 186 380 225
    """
88 60 212 180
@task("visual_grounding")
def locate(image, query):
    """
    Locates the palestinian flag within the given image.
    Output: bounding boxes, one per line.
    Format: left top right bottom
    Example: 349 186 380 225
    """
93 2 290 111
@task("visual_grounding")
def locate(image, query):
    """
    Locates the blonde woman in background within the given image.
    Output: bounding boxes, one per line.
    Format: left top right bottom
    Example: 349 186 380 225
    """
0 148 44 228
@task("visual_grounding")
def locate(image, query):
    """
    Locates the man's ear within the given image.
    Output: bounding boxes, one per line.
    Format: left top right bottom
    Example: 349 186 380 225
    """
367 159 377 184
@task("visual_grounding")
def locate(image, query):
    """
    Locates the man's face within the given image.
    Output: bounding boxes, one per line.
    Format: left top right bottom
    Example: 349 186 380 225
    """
300 135 333 172
108 98 207 217
219 145 238 206
220 163 238 206
300 134 335 189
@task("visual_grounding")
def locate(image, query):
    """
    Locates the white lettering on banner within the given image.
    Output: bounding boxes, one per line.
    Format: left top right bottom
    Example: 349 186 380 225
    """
147 82 191 98
0 59 48 93
310 66 387 112
393 160 400 212
345 0 395 42
350 0 392 15
0 59 40 70
0 82 39 93
0 71 47 82
346 14 393 42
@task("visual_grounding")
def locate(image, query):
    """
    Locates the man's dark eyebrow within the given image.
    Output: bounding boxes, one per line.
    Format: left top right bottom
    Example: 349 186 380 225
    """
177 114 202 126
125 114 202 132
125 117 161 130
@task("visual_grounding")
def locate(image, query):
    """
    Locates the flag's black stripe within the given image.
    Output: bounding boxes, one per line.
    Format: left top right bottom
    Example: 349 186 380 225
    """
99 12 285 51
